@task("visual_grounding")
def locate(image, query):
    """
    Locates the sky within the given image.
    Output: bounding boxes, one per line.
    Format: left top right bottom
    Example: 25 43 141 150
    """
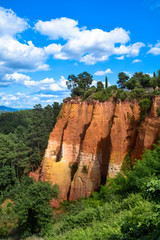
0 0 160 108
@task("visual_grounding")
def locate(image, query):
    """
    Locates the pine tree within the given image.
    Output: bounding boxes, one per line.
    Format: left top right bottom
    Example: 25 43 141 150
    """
105 76 108 89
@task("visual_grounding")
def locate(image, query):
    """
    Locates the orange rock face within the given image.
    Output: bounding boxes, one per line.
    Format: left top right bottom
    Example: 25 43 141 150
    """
36 97 160 201
69 101 115 200
108 101 140 178
131 96 160 161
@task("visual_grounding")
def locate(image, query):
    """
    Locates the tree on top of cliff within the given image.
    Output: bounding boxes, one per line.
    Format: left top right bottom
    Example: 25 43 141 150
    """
66 72 93 97
117 72 129 89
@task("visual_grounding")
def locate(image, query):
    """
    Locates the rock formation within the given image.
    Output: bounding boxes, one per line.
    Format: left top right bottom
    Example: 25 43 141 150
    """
31 96 160 201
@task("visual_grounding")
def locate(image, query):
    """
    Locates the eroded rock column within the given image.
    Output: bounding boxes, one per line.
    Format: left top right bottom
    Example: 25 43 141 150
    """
69 101 115 200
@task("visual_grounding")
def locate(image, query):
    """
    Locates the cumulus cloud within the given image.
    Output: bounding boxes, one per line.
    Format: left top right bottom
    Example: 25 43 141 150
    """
35 17 80 40
132 59 142 63
0 7 49 83
35 17 145 65
0 7 29 37
94 68 113 76
0 37 48 72
115 55 125 60
24 75 68 92
4 72 31 82
147 42 160 55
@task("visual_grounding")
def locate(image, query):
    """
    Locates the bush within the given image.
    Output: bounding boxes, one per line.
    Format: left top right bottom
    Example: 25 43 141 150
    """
139 98 151 120
82 165 88 173
82 86 96 100
92 90 110 101
14 177 59 238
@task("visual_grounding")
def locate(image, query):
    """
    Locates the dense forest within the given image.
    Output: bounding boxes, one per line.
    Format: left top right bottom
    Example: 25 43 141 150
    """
0 70 160 239
0 103 61 196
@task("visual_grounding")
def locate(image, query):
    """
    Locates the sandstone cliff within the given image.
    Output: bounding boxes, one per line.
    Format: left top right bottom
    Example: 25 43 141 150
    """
31 96 160 201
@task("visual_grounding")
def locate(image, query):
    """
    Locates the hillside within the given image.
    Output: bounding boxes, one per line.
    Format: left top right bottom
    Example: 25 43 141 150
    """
0 105 18 112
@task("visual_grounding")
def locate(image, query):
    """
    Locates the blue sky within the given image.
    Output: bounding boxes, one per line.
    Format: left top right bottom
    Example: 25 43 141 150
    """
0 0 160 108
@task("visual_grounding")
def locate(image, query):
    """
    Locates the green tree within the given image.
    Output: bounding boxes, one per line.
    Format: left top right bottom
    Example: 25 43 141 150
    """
139 98 151 120
0 134 16 193
157 69 160 87
140 73 151 88
14 177 59 238
66 72 93 97
125 77 138 90
150 72 157 89
105 76 108 89
97 81 104 91
117 72 129 89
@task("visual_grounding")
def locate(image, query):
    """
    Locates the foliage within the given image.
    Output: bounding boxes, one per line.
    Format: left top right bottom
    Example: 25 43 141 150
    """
0 200 16 238
82 86 96 100
96 81 104 91
66 70 160 102
44 144 160 240
92 89 111 101
66 72 93 97
82 165 88 173
139 98 151 120
0 102 61 197
14 177 59 238
117 72 129 89
121 152 132 174
105 76 108 89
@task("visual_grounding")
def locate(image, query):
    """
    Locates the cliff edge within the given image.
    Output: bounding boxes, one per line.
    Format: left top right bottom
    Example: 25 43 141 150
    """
30 96 160 201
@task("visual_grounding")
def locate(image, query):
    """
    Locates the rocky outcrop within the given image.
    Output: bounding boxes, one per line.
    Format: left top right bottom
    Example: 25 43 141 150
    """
108 101 140 178
69 101 115 200
33 96 160 201
131 96 160 161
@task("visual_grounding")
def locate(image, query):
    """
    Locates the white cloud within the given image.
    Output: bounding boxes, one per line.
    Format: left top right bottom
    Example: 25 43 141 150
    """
147 42 160 55
0 7 49 84
1 94 19 101
0 37 48 72
44 43 62 55
132 59 142 63
35 17 144 65
24 76 68 92
115 55 125 60
0 7 29 37
94 68 113 76
37 94 58 98
4 72 31 82
34 18 80 40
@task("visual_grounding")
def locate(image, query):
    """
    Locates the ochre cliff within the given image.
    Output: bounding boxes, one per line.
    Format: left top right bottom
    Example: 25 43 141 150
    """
31 96 160 201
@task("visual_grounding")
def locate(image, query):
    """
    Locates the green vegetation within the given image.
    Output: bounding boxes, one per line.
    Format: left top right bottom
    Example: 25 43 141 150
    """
41 144 160 240
66 70 160 122
0 102 61 197
82 165 88 173
139 98 151 120
1 144 160 239
14 177 59 238
0 69 160 239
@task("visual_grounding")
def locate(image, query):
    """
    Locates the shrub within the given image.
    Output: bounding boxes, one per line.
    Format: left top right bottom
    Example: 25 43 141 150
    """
92 90 110 101
121 152 132 174
82 165 88 173
82 86 96 100
14 177 59 238
139 98 151 120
